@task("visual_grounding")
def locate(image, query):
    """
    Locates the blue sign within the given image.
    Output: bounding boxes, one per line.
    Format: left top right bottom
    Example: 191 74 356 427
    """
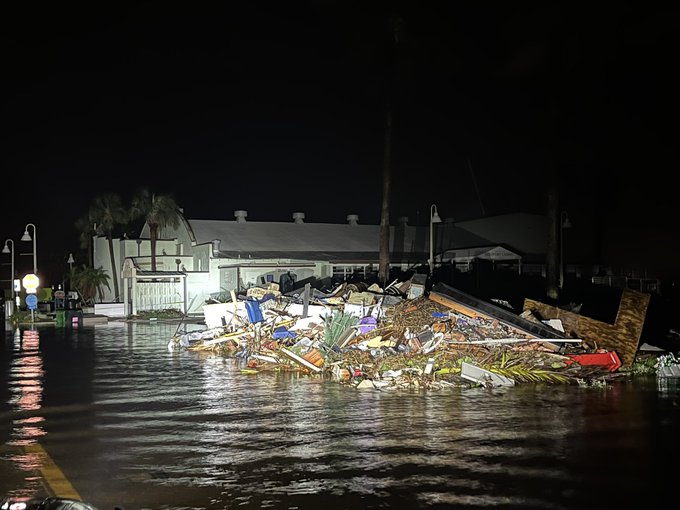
26 294 38 310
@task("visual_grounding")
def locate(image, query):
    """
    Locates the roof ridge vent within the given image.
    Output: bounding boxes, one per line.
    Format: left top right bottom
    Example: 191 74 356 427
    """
347 214 359 226
292 212 305 224
234 210 248 223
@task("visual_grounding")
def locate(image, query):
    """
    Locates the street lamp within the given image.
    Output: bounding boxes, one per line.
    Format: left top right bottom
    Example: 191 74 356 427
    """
2 239 15 307
429 204 442 275
559 211 572 289
21 223 38 275
67 252 75 290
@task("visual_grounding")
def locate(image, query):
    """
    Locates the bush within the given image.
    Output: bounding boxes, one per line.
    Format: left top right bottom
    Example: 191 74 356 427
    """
130 309 185 320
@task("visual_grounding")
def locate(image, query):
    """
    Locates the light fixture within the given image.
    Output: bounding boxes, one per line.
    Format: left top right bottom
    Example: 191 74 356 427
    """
429 204 442 275
2 239 15 309
21 223 38 275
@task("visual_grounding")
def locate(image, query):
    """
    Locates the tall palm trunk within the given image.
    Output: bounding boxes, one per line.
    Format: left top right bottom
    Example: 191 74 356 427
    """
150 225 158 272
107 233 120 302
87 237 93 268
546 182 559 300
378 105 392 286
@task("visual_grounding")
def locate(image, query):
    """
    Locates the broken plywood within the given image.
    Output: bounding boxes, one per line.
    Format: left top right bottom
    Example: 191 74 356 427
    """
523 288 649 368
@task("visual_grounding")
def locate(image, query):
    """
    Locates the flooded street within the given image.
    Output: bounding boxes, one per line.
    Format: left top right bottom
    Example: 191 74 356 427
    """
2 321 680 510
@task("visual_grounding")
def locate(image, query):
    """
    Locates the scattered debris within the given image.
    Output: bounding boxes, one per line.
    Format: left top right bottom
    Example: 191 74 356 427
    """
167 277 668 391
655 353 680 377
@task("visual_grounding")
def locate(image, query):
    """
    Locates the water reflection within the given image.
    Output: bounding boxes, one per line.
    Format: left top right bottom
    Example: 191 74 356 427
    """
4 328 46 498
9 329 45 444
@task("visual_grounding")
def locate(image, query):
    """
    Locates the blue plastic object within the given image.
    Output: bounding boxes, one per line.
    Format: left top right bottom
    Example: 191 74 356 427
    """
272 326 296 339
245 299 263 323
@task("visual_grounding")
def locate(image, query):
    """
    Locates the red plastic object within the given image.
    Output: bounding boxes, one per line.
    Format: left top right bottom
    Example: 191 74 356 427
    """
565 351 622 372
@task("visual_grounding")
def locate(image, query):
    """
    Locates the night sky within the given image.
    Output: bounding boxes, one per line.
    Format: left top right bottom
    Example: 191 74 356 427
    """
2 2 679 285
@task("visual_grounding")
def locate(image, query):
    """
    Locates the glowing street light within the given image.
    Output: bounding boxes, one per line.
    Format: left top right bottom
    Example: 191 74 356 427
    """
429 204 442 275
21 223 38 275
2 239 15 306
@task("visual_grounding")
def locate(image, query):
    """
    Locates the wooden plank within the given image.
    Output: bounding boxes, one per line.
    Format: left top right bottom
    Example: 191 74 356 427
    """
429 292 489 319
429 283 567 351
280 347 323 372
448 338 582 345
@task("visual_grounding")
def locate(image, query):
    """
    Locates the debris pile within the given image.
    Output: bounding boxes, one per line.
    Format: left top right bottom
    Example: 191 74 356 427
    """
168 279 660 390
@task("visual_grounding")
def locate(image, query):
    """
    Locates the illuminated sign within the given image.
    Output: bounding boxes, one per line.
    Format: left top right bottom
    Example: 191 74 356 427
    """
22 273 40 294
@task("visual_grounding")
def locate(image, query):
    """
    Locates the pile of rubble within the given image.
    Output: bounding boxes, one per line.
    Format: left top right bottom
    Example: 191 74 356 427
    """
168 279 663 389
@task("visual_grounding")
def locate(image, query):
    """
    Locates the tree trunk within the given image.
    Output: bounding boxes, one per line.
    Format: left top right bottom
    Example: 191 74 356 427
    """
107 233 120 302
150 224 158 272
378 105 392 287
546 182 559 300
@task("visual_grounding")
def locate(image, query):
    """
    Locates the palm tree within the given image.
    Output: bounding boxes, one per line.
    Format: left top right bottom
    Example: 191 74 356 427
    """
378 13 405 286
89 193 127 302
75 213 98 268
129 189 182 272
71 265 111 305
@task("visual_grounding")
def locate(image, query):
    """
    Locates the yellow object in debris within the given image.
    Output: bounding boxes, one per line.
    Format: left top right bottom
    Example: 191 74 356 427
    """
366 336 396 348
240 369 259 374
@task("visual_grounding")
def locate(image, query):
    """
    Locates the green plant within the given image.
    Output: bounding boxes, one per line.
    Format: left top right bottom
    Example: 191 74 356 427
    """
576 378 610 389
630 356 658 375
129 189 181 272
323 311 359 348
71 265 111 305
9 310 33 327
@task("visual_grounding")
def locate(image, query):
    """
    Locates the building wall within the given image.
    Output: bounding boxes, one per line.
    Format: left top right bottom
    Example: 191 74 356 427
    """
94 212 555 312
94 236 197 303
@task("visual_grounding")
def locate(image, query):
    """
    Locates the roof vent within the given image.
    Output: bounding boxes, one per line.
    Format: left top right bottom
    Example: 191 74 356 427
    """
292 212 305 224
234 210 248 223
398 216 409 226
347 214 359 226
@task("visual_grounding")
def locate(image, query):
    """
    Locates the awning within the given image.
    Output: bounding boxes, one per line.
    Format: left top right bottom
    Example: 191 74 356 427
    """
440 245 522 264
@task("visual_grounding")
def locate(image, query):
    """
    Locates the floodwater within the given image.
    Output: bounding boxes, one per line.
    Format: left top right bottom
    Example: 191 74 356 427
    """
1 321 679 510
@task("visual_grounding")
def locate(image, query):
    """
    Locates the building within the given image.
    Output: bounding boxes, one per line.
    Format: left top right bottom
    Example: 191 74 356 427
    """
91 210 550 316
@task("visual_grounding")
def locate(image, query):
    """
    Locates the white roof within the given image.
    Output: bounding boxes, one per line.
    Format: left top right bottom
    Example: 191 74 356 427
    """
441 245 522 263
187 219 423 254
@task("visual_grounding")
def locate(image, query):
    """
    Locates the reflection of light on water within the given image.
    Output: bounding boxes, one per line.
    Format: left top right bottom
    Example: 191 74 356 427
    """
10 378 43 412
657 376 680 393
6 451 44 473
6 328 46 490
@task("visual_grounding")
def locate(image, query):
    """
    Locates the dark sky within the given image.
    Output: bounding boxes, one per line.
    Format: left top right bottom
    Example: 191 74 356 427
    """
2 1 679 283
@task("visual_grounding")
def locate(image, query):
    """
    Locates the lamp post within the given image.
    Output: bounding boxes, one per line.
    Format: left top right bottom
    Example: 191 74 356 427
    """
559 211 572 289
67 252 75 290
2 239 15 309
429 204 442 275
21 223 38 275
